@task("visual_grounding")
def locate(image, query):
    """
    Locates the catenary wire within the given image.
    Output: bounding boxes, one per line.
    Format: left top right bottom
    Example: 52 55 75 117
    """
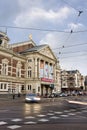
0 25 87 33
62 0 81 12
0 25 70 33
52 42 87 50
58 53 87 59
55 49 87 55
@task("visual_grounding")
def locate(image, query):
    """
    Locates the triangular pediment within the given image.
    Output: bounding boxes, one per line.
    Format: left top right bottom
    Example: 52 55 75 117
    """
39 46 56 59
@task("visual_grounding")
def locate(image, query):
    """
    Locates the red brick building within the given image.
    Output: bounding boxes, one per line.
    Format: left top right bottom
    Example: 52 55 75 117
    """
0 32 61 95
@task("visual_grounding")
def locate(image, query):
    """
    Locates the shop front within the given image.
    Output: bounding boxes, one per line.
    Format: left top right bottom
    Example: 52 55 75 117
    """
40 78 54 96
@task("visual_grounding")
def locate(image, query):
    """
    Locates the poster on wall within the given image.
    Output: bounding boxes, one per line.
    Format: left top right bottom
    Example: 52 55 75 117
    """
39 61 53 80
44 62 49 78
49 64 53 79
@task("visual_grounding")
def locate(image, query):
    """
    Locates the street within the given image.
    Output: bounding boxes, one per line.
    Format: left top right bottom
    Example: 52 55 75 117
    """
0 97 87 130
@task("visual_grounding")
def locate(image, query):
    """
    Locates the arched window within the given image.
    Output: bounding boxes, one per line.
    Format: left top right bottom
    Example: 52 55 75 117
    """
1 59 9 75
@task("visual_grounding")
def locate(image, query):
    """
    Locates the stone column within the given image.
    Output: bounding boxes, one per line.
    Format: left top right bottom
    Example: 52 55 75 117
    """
34 57 37 78
53 63 56 81
37 58 40 78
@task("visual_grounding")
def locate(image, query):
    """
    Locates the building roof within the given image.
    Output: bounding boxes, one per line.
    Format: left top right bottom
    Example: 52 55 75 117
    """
20 44 48 54
11 39 36 48
66 70 79 74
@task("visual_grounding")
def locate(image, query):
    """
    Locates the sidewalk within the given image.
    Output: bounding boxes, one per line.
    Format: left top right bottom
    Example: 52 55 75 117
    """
0 94 87 104
0 94 25 102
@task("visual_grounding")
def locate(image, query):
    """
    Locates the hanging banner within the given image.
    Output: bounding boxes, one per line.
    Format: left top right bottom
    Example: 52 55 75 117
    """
44 62 49 78
41 78 54 83
49 64 53 79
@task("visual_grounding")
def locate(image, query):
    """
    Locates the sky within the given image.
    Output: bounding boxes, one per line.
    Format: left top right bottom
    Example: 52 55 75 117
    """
0 0 87 76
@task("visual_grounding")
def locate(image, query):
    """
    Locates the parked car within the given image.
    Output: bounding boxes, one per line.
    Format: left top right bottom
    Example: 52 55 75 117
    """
59 93 68 97
25 93 41 103
52 92 60 97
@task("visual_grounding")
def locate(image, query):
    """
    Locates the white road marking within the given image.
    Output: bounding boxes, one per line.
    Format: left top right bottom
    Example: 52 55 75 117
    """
38 118 49 122
60 115 69 117
68 113 76 115
37 114 46 117
47 113 54 115
24 121 37 125
54 112 63 114
11 118 22 122
25 116 35 119
50 116 60 119
7 125 21 129
0 121 7 125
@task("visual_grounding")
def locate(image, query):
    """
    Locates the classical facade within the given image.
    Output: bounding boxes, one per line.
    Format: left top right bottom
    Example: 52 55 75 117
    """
0 32 61 95
84 76 87 91
61 70 85 91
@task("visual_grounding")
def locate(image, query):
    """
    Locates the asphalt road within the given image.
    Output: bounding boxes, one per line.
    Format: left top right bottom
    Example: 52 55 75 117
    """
0 96 87 130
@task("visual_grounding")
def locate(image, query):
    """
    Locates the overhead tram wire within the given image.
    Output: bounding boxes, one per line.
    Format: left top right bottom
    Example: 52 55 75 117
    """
0 1 84 34
62 0 82 12
58 53 87 59
62 0 84 32
55 49 87 55
62 0 84 31
52 42 87 50
73 29 87 33
53 1 84 53
63 0 87 15
0 25 87 34
0 25 70 33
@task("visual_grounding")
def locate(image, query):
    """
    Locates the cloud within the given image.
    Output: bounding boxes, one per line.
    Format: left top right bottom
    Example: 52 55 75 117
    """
67 22 84 30
39 32 65 49
14 6 72 27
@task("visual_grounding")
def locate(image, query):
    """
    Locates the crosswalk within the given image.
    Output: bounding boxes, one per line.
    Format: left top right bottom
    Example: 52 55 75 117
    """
0 108 87 129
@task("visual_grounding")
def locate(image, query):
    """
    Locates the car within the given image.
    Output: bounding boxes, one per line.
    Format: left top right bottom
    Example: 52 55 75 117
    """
59 93 68 97
25 93 41 103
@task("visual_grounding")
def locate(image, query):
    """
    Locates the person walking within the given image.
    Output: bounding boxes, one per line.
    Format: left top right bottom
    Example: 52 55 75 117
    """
13 93 15 99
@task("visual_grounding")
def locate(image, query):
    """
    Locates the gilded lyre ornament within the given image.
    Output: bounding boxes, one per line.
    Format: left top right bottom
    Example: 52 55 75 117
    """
29 34 32 40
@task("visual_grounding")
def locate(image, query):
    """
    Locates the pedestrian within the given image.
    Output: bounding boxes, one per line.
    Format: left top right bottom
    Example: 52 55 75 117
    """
18 93 20 97
13 93 15 99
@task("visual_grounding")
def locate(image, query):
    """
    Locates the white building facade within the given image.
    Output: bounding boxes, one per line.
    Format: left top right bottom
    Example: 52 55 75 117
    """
0 32 61 96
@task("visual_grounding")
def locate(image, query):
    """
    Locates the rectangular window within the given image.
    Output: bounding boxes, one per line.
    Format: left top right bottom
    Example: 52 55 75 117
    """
27 68 32 78
0 83 7 90
0 83 8 91
16 68 21 77
4 84 7 89
2 63 8 75
38 87 40 92
28 70 32 78
1 83 3 89
21 85 24 90
28 85 31 90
